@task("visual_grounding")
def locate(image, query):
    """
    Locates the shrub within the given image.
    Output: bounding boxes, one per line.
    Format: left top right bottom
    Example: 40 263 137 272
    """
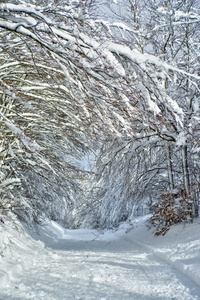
150 188 193 236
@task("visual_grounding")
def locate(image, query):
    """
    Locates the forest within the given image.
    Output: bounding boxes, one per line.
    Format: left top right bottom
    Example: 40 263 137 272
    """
0 0 200 235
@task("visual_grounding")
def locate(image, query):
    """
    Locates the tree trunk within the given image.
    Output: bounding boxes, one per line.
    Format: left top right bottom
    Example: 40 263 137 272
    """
166 144 174 191
182 143 190 196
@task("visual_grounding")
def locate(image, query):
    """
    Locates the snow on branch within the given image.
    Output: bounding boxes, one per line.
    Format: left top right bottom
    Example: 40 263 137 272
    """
0 3 53 25
1 114 43 153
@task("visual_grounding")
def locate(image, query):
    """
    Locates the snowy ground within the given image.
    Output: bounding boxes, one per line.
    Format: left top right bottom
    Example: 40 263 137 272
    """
0 215 200 300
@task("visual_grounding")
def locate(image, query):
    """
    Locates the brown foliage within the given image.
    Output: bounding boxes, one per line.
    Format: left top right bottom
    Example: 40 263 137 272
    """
150 188 193 236
0 217 4 224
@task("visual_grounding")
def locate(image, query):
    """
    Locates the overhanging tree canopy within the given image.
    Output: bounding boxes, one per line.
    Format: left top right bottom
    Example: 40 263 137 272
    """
0 0 200 228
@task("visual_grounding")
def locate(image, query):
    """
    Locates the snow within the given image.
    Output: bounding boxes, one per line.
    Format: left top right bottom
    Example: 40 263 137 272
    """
79 33 126 76
95 20 136 34
0 4 53 25
2 118 43 152
176 132 187 146
0 178 21 188
107 43 163 69
174 11 200 22
106 41 200 81
0 215 200 299
0 19 40 42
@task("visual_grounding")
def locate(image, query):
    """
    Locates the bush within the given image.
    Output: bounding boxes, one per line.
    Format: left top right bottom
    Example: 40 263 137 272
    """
150 188 193 236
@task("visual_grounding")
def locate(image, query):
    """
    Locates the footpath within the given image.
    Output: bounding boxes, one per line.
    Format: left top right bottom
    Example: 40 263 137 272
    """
0 214 200 299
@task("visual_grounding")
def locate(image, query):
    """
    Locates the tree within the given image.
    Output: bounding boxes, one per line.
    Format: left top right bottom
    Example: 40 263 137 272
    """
84 0 200 229
0 0 199 229
0 0 94 224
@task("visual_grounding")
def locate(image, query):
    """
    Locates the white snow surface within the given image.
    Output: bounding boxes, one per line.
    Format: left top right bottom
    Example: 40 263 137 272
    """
0 215 200 299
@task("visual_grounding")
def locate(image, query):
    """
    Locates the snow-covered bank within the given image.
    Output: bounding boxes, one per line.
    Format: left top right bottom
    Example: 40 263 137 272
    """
128 216 200 289
0 214 45 291
0 215 200 299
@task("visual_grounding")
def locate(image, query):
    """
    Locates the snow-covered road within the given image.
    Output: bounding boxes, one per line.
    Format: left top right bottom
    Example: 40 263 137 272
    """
4 242 197 299
1 217 200 300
